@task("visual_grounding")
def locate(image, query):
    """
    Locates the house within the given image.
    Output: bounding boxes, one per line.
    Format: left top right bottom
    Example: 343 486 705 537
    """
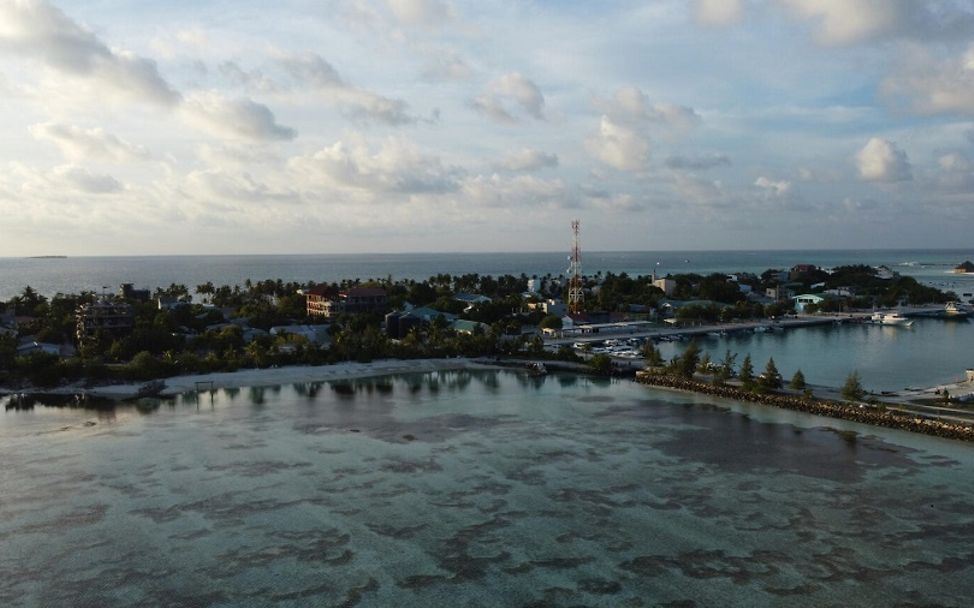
526 278 542 293
270 325 330 347
789 264 818 280
305 285 388 319
451 319 488 335
76 298 134 345
766 285 796 301
16 341 63 357
792 294 825 313
454 293 491 311
158 296 191 311
824 286 855 297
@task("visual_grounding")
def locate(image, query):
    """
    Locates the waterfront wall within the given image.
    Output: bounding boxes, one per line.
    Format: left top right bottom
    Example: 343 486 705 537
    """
636 371 974 442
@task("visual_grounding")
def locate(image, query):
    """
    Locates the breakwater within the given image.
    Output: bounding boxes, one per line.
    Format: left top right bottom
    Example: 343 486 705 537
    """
636 371 974 442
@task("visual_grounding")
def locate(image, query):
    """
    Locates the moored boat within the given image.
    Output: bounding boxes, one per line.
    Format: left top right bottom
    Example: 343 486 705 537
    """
871 312 913 327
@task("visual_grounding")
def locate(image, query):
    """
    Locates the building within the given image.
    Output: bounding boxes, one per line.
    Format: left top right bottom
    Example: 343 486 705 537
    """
526 278 542 293
789 264 818 280
305 285 334 318
792 294 825 313
653 278 677 296
118 283 150 302
76 298 134 345
453 293 491 312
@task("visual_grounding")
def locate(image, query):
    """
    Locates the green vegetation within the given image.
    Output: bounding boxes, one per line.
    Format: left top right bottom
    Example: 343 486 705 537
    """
841 371 866 401
738 354 755 389
789 369 806 391
759 357 783 390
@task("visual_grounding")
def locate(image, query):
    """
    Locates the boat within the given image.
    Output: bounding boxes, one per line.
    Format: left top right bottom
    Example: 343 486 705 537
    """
526 362 547 376
870 312 914 327
944 301 972 319
752 326 768 333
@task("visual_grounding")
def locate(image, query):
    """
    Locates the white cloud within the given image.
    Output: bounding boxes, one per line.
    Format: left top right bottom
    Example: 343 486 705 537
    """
779 0 974 46
588 116 649 172
0 0 180 105
182 92 297 142
278 51 419 125
598 86 701 129
936 153 974 192
288 135 460 195
472 72 545 122
495 148 559 172
460 173 565 209
856 137 912 182
882 44 974 116
385 0 454 26
695 0 743 27
754 176 793 196
53 164 123 193
29 122 148 161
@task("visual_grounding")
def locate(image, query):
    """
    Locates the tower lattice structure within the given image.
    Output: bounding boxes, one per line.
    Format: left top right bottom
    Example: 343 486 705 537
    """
567 220 584 318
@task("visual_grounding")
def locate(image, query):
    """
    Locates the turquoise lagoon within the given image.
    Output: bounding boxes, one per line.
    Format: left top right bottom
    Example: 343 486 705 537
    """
2 371 973 607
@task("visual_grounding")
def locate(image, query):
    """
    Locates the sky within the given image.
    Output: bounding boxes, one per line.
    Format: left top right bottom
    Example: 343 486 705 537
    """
0 0 973 256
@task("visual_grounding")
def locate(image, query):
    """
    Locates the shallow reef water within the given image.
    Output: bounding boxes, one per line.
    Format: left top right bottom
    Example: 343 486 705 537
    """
1 370 972 607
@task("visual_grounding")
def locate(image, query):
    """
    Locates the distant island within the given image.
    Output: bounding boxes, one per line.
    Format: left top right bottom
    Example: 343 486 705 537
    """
26 256 67 259
953 260 974 274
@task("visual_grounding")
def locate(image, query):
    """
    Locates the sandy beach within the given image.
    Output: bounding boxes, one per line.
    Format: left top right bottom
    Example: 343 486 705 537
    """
1 358 501 400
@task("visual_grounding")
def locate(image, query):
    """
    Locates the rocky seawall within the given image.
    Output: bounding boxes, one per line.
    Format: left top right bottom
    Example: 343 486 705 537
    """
636 371 974 442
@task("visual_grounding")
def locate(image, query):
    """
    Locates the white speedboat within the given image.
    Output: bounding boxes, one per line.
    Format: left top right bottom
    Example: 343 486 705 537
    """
871 312 913 327
945 301 972 318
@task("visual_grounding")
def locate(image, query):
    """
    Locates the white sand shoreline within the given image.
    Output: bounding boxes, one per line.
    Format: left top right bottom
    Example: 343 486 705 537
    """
1 358 502 400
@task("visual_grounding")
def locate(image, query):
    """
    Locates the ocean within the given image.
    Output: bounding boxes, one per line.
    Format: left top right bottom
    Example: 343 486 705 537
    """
1 371 972 607
2 248 974 300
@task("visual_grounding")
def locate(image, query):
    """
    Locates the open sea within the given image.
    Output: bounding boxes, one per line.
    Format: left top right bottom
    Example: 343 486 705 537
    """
2 370 973 607
2 248 974 301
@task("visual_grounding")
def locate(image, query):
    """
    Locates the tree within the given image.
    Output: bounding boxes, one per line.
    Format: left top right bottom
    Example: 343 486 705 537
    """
738 354 754 388
841 371 866 401
539 314 563 330
590 353 613 375
715 350 737 383
697 351 712 374
642 340 664 367
759 357 782 390
789 369 806 391
675 340 701 378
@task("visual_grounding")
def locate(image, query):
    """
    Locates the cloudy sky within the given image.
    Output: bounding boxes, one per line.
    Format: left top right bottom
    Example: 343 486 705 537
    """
0 0 973 256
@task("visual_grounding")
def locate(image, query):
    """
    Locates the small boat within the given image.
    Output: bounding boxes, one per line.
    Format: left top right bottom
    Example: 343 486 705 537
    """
752 326 768 333
870 312 913 326
945 301 972 318
526 362 547 376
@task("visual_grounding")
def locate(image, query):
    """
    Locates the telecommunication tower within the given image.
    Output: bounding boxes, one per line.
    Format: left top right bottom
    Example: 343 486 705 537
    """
567 220 583 317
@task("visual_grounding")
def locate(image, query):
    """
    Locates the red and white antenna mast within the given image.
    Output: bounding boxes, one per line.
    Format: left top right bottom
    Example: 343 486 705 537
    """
568 220 583 318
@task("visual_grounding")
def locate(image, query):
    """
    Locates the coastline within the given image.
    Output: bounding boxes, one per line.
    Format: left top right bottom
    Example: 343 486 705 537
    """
635 371 974 442
0 358 500 401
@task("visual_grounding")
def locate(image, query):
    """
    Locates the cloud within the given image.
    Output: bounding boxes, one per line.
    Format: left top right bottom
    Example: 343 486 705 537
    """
460 173 565 209
856 137 912 182
0 0 180 105
385 0 454 27
29 122 148 161
185 169 298 204
218 61 278 93
779 0 974 46
53 164 123 193
882 44 974 116
278 51 419 125
695 0 743 27
182 92 297 142
598 86 701 129
421 52 472 81
666 153 730 170
936 153 974 192
588 116 650 172
288 135 460 195
495 148 559 172
472 72 545 122
754 176 793 196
